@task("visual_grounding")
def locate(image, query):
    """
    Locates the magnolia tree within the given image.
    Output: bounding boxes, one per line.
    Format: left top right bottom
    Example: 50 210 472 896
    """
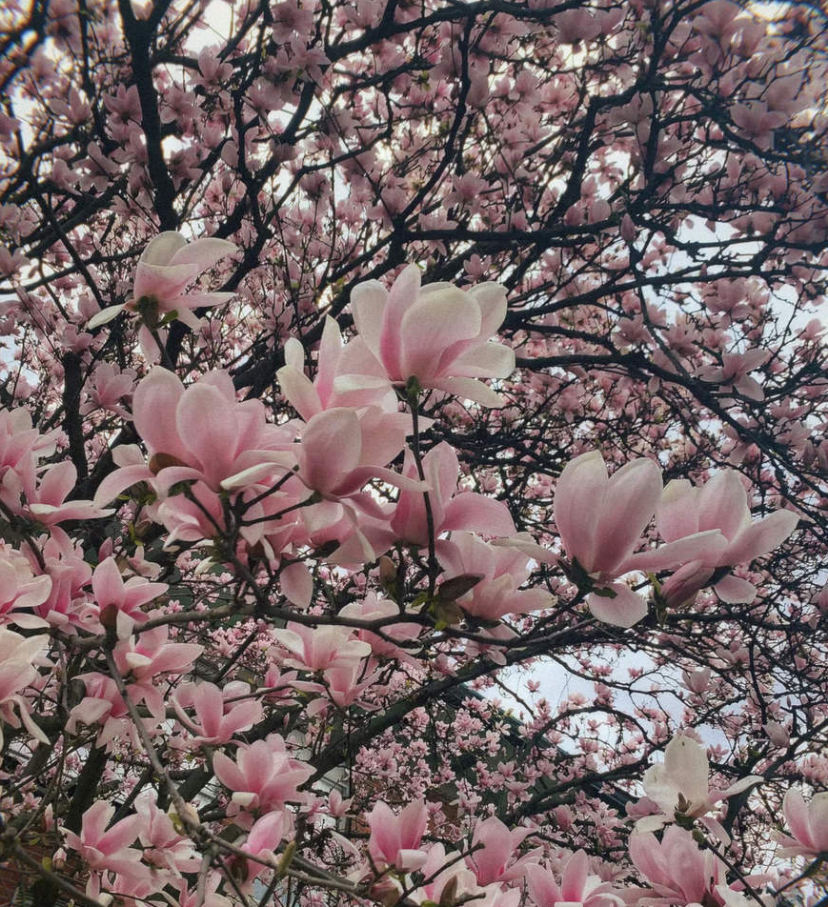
0 0 826 905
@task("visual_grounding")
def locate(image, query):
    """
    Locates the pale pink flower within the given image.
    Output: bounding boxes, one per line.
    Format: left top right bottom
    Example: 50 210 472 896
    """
234 811 288 888
637 735 761 841
62 801 146 881
628 826 728 907
465 816 538 886
0 628 50 748
94 368 293 504
277 316 396 420
390 442 514 547
134 791 200 876
0 545 52 629
436 532 552 622
367 798 429 872
272 622 371 672
657 471 798 604
527 850 622 907
112 626 203 718
296 405 420 501
554 451 725 627
91 556 168 637
350 265 515 406
775 788 828 859
88 231 237 329
172 680 263 745
696 350 770 401
24 461 112 525
212 734 312 821
338 593 421 660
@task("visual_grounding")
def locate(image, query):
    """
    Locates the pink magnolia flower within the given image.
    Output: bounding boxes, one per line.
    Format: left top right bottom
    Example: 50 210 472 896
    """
465 816 538 886
67 672 133 748
350 265 515 407
527 850 622 907
0 545 52 629
409 843 479 905
554 451 726 627
234 811 288 888
296 405 421 501
628 826 728 907
338 593 421 661
0 628 50 748
367 798 429 872
696 349 770 401
112 626 203 718
24 461 113 526
657 471 799 604
436 532 553 622
134 791 200 876
212 734 313 821
62 801 146 882
637 735 762 841
775 788 828 858
27 527 96 630
292 663 382 716
80 362 137 419
91 556 168 637
277 316 396 420
94 368 293 504
172 680 263 745
88 231 237 329
272 622 372 672
390 442 515 548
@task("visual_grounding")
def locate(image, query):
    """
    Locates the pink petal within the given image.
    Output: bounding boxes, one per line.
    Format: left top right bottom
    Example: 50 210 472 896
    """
281 562 313 609
723 509 798 566
398 290 481 381
587 584 648 628
133 368 188 462
554 451 608 574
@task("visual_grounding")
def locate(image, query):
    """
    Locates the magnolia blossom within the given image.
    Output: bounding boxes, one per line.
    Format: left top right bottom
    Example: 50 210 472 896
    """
277 315 396 419
91 555 168 637
465 816 538 886
628 826 729 907
637 735 762 841
390 442 515 548
94 367 293 504
172 681 263 745
0 628 50 748
212 734 312 822
554 451 725 627
367 798 429 871
88 231 237 329
349 264 515 406
527 850 622 907
775 788 828 858
657 471 799 604
436 532 552 622
62 801 145 883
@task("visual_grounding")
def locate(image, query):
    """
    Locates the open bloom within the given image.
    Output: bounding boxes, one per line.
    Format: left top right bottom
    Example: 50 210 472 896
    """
637 735 761 841
527 850 622 907
775 788 828 858
554 451 725 627
62 801 145 882
88 231 237 329
350 265 515 406
657 471 798 604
